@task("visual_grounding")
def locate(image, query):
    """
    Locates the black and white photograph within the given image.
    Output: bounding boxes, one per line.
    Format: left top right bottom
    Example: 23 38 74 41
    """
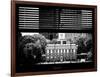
12 2 96 74
18 32 92 65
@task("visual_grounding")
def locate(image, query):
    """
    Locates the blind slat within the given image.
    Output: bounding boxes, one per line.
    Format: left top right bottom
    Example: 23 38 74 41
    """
18 6 93 30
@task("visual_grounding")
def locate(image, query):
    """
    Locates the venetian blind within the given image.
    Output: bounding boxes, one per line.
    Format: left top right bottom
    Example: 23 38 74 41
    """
18 6 92 30
60 9 92 30
18 7 39 29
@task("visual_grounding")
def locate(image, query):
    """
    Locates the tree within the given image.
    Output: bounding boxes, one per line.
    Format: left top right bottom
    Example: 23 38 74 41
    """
87 50 92 61
75 37 86 54
48 39 57 44
33 34 47 49
18 34 47 65
85 39 93 61
85 39 92 52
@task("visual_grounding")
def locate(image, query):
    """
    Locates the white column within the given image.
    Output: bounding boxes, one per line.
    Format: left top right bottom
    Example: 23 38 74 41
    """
46 49 49 62
73 49 76 59
63 49 66 61
67 49 69 60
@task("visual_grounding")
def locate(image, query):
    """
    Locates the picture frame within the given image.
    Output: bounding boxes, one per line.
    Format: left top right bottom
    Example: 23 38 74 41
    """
11 1 97 77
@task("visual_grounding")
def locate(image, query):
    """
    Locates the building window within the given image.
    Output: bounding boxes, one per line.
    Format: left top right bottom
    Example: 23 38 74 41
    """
63 41 66 44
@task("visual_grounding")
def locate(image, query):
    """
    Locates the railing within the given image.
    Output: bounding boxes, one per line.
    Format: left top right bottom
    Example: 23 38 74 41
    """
45 44 78 62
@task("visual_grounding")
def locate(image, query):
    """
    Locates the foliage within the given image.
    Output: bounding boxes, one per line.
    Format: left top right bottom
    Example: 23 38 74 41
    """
87 51 92 61
75 36 92 55
18 34 47 65
33 34 47 48
48 39 58 44
85 39 92 52
75 37 86 54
